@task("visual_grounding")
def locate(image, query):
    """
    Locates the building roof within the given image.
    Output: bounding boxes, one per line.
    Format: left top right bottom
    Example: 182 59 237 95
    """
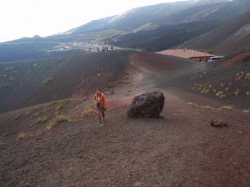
157 49 214 59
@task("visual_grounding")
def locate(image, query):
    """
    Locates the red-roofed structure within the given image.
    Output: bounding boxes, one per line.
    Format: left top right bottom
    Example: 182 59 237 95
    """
157 49 215 62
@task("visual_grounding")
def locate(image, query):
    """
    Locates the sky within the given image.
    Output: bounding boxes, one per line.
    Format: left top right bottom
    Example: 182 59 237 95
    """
0 0 187 43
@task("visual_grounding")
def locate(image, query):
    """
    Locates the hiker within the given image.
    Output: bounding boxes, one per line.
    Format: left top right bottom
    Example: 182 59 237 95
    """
94 89 107 123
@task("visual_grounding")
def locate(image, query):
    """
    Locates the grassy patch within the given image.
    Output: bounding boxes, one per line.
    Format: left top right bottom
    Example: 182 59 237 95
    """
17 133 26 141
34 112 39 117
50 101 57 106
246 91 250 97
56 100 69 111
201 89 210 94
15 115 21 120
0 83 9 89
183 102 219 110
35 105 43 111
82 105 93 118
25 111 31 117
245 73 250 79
232 90 240 96
43 108 51 114
221 106 233 110
216 91 223 97
46 115 69 130
9 77 16 81
40 77 53 86
5 67 14 70
36 117 48 124
219 94 226 99
73 106 80 111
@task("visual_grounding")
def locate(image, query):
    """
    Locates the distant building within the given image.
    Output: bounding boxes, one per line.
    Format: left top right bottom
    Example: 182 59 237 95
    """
157 49 215 62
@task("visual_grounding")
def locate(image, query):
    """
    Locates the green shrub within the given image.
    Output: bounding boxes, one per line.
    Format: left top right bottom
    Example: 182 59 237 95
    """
56 100 69 111
206 50 213 54
25 111 31 117
34 112 39 117
35 105 42 111
0 83 9 89
40 78 53 86
219 94 226 99
201 89 210 94
15 115 21 120
46 115 69 130
5 67 14 70
82 105 93 118
50 101 57 106
36 117 48 124
43 108 51 114
17 133 26 140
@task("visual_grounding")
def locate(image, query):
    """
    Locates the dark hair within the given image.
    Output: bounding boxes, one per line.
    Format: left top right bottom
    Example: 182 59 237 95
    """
96 89 101 91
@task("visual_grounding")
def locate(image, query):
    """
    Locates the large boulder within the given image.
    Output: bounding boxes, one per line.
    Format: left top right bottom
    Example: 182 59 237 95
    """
127 90 165 118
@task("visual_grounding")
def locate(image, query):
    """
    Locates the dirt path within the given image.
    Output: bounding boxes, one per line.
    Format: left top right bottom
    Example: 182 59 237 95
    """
1 89 250 187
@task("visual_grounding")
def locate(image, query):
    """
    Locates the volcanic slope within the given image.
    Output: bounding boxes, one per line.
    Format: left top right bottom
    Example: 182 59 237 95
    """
0 51 250 187
178 11 250 54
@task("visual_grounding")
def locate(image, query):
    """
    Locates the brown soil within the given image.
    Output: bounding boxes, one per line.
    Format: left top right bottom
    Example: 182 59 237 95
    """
0 51 250 187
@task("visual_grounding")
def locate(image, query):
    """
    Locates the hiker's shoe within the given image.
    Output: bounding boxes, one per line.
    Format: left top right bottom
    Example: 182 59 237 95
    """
98 120 102 124
102 118 105 122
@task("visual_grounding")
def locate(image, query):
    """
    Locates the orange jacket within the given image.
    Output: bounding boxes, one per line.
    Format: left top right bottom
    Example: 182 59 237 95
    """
94 93 107 109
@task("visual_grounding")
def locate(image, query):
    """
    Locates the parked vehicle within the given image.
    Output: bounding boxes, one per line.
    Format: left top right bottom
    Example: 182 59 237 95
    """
207 56 224 62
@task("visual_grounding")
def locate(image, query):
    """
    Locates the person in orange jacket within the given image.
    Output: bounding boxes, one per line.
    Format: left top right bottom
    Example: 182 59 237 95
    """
94 89 107 123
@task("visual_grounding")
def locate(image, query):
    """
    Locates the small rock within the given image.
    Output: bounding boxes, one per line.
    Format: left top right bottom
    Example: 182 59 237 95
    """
210 119 228 127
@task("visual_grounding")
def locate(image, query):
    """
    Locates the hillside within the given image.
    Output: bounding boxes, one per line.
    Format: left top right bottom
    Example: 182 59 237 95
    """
71 0 250 34
0 51 133 113
178 11 250 54
108 20 222 51
0 50 250 186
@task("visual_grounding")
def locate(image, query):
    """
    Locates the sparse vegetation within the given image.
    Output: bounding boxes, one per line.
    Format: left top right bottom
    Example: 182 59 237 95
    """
245 73 250 79
50 101 57 106
216 91 223 97
220 83 225 87
82 105 93 118
219 94 226 99
221 106 233 110
0 83 9 89
43 108 51 114
25 111 31 117
5 67 14 70
40 77 53 86
34 112 39 117
246 91 250 97
17 133 26 141
232 90 240 96
35 105 42 111
15 115 21 120
225 87 230 91
74 106 80 111
201 89 210 94
9 77 16 81
206 50 213 54
3 133 8 137
46 115 69 130
56 100 69 111
36 117 48 124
